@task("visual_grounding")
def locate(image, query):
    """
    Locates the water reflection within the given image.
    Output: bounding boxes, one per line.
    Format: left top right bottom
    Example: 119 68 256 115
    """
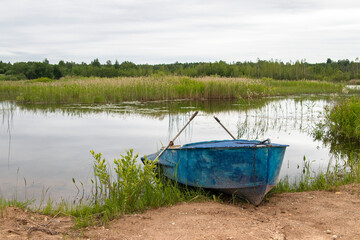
0 96 338 202
314 127 360 169
0 101 14 169
234 98 336 179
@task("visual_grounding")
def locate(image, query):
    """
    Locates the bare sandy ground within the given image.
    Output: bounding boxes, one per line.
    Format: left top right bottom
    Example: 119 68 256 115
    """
1 183 360 240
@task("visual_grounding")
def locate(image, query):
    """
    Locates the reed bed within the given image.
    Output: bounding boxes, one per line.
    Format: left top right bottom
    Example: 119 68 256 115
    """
262 78 344 95
0 76 344 104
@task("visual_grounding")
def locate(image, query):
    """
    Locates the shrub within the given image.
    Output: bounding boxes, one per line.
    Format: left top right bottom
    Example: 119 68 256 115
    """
319 97 360 142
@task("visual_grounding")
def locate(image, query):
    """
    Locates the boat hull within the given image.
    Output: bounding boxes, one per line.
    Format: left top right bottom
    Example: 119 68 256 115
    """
143 140 287 205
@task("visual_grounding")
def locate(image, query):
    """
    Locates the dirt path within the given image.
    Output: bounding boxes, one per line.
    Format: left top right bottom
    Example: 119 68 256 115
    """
1 183 360 240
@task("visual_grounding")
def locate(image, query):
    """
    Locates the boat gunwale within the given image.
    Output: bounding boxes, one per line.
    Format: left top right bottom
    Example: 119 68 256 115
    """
164 145 288 151
180 139 288 149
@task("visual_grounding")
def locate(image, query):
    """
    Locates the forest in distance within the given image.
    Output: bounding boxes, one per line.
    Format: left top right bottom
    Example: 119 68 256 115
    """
1 58 359 82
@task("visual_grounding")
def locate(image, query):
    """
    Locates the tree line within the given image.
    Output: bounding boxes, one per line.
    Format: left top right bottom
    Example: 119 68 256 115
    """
0 58 359 81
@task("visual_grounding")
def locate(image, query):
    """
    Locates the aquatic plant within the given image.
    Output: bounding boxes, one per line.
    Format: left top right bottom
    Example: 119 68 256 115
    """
314 96 360 143
309 96 360 187
262 78 344 95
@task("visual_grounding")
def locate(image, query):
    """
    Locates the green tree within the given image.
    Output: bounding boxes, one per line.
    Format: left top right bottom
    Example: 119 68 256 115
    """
91 58 101 67
114 60 120 69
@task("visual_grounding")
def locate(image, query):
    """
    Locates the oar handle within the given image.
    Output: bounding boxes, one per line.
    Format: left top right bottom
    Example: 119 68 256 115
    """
156 111 199 159
213 116 236 140
189 111 198 121
214 116 221 123
170 111 198 143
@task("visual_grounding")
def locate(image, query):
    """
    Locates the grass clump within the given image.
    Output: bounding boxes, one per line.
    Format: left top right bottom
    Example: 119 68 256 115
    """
0 197 33 217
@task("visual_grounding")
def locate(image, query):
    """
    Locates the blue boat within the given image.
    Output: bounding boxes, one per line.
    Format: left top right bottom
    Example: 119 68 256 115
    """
142 139 288 205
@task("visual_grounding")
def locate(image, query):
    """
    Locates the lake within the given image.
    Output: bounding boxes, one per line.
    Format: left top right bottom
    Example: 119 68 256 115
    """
0 96 338 202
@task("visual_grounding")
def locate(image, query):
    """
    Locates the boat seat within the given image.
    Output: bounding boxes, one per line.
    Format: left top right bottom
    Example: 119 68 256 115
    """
167 145 181 149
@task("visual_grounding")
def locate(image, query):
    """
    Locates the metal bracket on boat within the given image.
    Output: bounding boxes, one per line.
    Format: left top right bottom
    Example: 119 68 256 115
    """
257 138 271 145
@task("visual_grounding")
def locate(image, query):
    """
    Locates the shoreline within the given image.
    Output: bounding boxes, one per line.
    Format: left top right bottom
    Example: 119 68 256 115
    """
1 183 360 239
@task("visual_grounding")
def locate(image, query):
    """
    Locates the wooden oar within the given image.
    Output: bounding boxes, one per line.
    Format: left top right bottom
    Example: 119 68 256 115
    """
156 111 199 159
213 116 236 140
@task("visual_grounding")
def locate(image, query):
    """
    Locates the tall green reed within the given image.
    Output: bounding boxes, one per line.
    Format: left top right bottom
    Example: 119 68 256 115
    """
0 76 344 104
272 152 360 195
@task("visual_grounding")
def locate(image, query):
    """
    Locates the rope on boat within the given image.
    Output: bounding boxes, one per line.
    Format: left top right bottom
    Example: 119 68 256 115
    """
252 147 256 193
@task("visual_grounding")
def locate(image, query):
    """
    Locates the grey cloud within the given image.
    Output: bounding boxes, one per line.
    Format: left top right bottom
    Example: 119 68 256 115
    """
1 0 359 63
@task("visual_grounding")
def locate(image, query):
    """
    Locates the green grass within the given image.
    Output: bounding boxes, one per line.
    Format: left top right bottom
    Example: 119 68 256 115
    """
0 198 33 212
2 148 360 226
0 197 34 220
0 76 345 104
31 150 209 227
270 154 360 196
263 78 344 95
271 163 360 194
0 149 209 227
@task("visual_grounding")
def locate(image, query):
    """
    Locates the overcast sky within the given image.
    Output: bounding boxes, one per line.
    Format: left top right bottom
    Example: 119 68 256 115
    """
1 0 359 64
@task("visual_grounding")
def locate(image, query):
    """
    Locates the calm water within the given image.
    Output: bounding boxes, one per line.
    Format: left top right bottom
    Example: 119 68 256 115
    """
0 97 336 201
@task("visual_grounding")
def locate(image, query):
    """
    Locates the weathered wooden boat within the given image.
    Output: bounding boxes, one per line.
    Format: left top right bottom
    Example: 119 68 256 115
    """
142 139 288 205
142 111 288 205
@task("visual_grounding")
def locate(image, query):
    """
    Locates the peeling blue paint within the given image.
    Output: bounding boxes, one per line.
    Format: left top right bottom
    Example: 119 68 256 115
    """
143 139 288 205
